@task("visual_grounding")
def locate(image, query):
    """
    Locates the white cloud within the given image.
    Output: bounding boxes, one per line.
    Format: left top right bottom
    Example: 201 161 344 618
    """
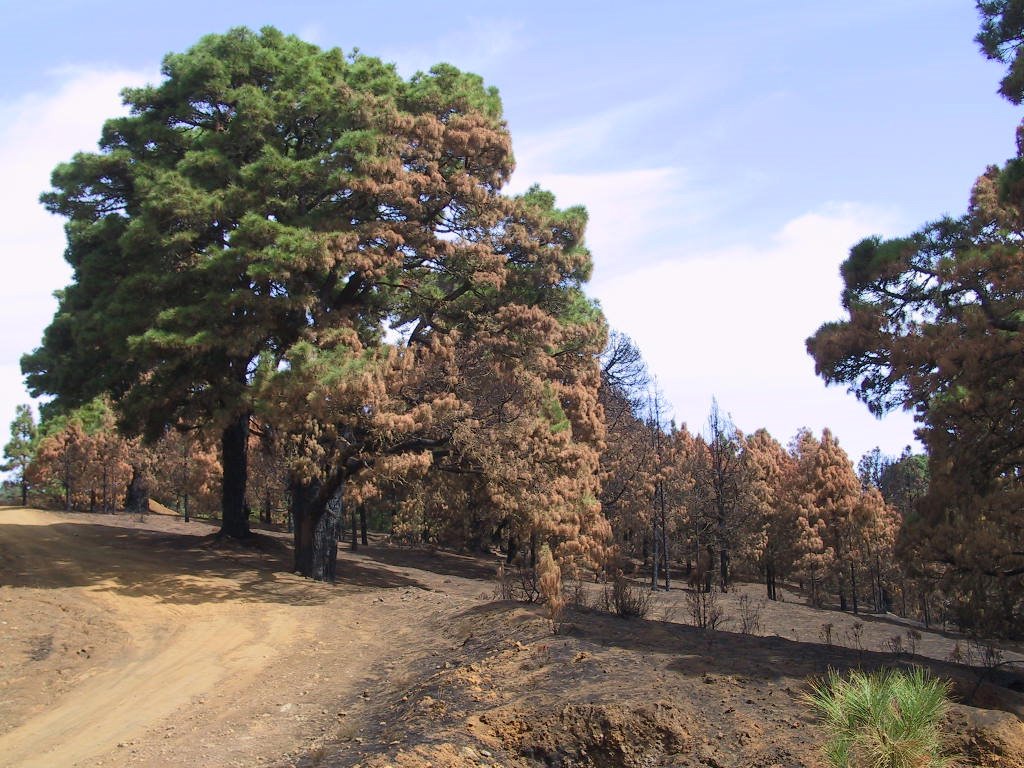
0 67 155 449
588 203 920 462
382 17 525 77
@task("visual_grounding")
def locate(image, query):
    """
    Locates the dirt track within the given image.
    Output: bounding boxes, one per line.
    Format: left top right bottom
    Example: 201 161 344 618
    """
0 508 483 768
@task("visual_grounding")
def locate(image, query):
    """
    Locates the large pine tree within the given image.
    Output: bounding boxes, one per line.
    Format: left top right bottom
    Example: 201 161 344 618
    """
23 28 606 565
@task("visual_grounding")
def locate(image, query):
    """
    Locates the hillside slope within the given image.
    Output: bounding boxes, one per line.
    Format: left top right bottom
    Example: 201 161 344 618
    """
0 508 1020 768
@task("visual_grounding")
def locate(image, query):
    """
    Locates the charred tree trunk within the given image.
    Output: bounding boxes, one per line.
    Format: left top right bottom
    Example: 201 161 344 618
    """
719 548 729 592
20 479 27 507
219 412 251 539
291 477 320 577
311 485 344 582
359 505 368 546
291 476 346 582
660 483 670 591
124 466 149 517
850 562 859 615
651 522 660 590
506 534 517 565
350 507 358 551
63 451 71 511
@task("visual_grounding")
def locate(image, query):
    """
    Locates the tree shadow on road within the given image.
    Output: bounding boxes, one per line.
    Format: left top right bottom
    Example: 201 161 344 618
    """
0 519 424 605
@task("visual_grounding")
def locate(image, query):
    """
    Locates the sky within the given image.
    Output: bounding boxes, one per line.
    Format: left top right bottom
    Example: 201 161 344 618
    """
0 0 1020 467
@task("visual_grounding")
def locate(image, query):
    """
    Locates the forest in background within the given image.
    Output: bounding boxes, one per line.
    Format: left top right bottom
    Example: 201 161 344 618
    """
3 3 1024 640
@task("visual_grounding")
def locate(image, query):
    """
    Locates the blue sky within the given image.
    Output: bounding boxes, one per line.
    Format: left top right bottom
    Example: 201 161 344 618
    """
0 1 1019 464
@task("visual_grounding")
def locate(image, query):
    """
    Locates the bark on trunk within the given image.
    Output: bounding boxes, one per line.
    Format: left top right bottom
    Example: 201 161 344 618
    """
291 476 345 582
350 508 358 551
20 481 27 507
124 466 149 517
291 477 320 577
219 413 250 539
311 485 344 582
850 562 859 615
359 505 368 546
651 523 660 590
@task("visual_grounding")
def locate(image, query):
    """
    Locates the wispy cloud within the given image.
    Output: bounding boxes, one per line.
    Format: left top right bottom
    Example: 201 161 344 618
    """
382 17 526 77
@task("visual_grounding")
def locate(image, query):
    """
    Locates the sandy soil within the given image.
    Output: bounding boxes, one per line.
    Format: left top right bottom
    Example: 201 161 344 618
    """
0 507 1021 768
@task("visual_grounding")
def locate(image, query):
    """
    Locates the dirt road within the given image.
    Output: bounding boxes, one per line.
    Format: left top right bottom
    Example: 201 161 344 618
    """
0 508 480 768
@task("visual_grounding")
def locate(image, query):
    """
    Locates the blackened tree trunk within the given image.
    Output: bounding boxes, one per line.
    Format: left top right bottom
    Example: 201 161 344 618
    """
311 485 344 581
660 481 670 591
719 547 729 592
220 413 250 539
850 562 859 614
291 476 345 582
359 505 368 546
124 465 149 516
651 527 660 589
63 451 71 511
290 477 320 577
350 507 358 551
20 479 27 507
766 559 777 601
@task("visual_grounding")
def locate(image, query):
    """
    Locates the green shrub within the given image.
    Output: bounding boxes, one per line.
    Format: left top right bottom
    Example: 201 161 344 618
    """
804 667 953 768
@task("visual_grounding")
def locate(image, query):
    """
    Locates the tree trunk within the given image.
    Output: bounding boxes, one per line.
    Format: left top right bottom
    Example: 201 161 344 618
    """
350 507 358 551
124 466 149 516
291 476 345 582
311 485 344 582
651 525 660 590
660 484 670 591
64 453 71 511
219 413 250 539
719 547 729 592
291 477 320 577
20 480 27 507
850 562 859 615
360 505 368 546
